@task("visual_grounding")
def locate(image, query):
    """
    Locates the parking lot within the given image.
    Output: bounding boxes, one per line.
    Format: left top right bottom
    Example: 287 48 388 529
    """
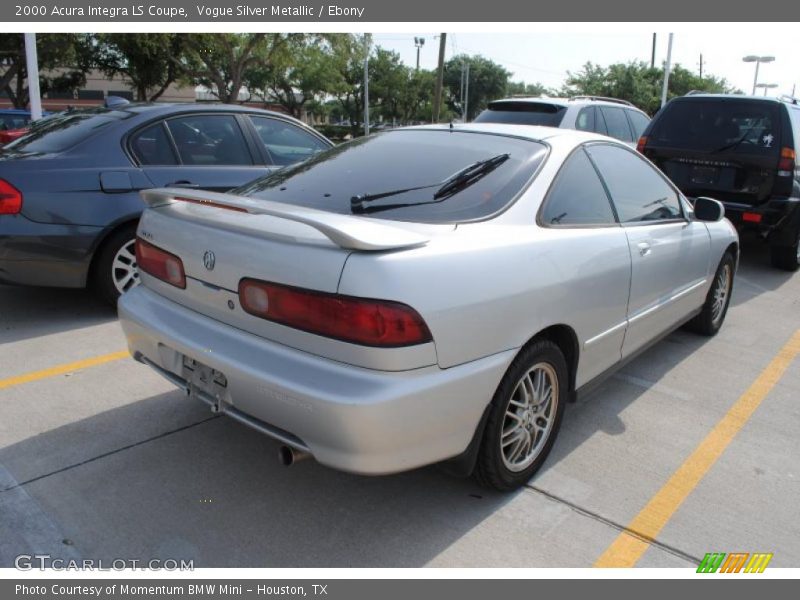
1 235 798 569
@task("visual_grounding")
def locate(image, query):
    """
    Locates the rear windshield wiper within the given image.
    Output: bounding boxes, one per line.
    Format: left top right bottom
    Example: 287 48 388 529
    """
350 153 510 213
710 122 759 154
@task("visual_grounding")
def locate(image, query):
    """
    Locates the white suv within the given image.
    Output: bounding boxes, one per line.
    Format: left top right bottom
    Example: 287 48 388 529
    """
473 96 650 148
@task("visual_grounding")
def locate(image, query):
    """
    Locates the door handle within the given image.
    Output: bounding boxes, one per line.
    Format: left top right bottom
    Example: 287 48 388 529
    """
167 180 200 189
637 242 651 257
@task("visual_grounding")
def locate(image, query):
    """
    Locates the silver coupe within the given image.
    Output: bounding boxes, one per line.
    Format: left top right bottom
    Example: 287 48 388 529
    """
119 124 738 491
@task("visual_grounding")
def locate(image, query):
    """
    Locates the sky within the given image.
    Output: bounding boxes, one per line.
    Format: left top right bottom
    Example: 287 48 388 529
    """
371 31 799 97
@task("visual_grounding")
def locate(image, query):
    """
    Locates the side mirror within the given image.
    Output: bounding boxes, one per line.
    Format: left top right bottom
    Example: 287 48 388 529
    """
693 196 725 222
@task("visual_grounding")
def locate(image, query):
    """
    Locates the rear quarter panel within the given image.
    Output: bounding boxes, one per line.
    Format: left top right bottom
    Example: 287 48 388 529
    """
337 223 632 378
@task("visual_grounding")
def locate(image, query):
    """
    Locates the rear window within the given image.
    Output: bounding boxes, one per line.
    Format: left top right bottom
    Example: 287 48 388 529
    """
236 129 548 224
474 101 567 127
649 99 781 155
4 108 133 154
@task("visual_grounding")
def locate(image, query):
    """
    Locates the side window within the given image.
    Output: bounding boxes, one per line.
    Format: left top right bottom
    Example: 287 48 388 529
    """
250 117 328 166
575 107 595 132
131 122 178 166
599 106 634 142
594 108 608 135
626 110 650 139
166 115 253 166
540 148 617 226
587 144 683 223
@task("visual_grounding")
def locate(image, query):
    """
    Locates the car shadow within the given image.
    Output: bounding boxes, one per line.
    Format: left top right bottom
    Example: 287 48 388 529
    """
0 387 526 568
1 234 794 567
731 233 797 306
0 284 116 344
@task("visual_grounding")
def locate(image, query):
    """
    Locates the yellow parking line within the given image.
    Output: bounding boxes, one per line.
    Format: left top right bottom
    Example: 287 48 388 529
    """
595 329 800 568
0 350 130 391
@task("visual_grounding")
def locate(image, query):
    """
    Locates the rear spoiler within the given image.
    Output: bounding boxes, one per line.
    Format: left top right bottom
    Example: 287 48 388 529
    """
140 188 429 252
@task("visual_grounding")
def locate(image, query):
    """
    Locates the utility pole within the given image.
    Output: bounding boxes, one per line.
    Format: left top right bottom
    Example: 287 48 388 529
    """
363 33 370 136
650 33 656 69
432 33 446 123
661 33 674 108
463 63 470 122
24 33 42 121
459 63 465 116
414 37 425 71
699 53 703 79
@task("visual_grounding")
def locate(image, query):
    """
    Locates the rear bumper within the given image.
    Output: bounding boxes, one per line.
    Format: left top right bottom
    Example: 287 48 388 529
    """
118 286 514 475
0 215 99 287
716 197 800 243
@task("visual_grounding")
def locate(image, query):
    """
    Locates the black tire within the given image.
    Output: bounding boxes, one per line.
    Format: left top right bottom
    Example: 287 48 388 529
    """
769 230 800 272
91 224 139 306
685 252 735 336
473 339 567 492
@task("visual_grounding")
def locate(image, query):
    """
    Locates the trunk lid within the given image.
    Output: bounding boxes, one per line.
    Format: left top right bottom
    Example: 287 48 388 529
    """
136 188 440 370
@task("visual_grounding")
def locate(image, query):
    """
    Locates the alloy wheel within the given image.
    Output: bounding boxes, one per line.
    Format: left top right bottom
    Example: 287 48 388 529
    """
500 362 559 473
111 239 140 295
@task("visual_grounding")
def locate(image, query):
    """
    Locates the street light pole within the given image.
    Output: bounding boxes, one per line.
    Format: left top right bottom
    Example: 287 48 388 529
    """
753 61 760 96
756 83 778 97
660 33 674 109
743 55 775 95
364 33 371 136
463 63 470 122
650 33 656 69
414 37 425 71
24 33 42 121
432 33 446 123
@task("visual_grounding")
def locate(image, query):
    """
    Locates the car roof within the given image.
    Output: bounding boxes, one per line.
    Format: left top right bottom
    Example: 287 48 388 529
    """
404 122 619 147
104 102 305 122
676 93 795 105
487 96 644 111
489 97 571 108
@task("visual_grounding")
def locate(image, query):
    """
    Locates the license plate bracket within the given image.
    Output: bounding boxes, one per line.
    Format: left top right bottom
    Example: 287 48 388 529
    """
182 355 228 408
690 165 720 185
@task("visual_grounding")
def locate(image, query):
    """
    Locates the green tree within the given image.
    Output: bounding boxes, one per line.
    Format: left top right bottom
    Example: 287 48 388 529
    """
245 34 346 119
0 34 89 109
444 54 511 121
443 54 511 121
506 81 551 97
176 33 293 104
365 47 410 123
91 34 185 101
395 68 436 124
564 61 737 115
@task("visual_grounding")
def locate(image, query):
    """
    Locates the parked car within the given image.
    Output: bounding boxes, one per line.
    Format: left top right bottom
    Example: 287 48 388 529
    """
0 103 332 303
638 93 800 271
0 109 53 145
473 96 651 147
119 124 738 491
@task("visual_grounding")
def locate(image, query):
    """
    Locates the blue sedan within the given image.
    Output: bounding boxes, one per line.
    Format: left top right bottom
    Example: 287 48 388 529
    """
0 103 332 303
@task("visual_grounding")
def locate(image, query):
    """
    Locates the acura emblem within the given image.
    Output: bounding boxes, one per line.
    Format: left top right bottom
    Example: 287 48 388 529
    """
203 250 216 271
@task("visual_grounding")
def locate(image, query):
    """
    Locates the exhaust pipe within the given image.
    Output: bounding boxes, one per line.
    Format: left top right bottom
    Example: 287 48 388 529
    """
278 445 311 466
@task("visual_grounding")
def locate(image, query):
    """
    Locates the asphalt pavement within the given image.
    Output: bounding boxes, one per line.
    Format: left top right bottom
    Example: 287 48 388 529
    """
1 236 798 568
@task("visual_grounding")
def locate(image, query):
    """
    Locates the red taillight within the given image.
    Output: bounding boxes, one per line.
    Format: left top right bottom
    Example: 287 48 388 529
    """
742 212 762 223
238 278 432 347
636 136 648 154
0 178 22 215
778 147 796 173
135 238 186 288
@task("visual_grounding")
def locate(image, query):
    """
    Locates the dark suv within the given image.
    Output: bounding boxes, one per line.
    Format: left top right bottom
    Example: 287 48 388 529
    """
638 94 800 271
